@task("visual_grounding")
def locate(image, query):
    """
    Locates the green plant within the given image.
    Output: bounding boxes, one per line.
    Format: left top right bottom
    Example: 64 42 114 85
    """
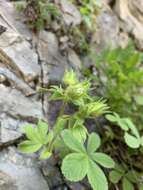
19 70 114 190
17 0 60 31
89 42 143 128
71 0 101 29
106 113 143 149
110 163 141 190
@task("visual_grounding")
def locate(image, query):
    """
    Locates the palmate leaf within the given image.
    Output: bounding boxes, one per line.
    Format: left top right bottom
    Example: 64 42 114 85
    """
87 159 108 190
91 152 115 168
19 140 42 153
87 132 101 153
122 177 134 190
61 153 88 181
61 129 86 153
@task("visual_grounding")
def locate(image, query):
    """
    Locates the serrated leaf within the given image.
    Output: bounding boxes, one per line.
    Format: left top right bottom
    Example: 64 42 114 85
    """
38 120 49 139
87 132 101 153
61 153 88 181
87 159 108 190
124 133 140 149
70 125 87 143
125 170 139 183
18 140 42 153
62 129 86 153
109 170 123 183
40 148 52 160
114 164 125 174
122 177 134 190
22 125 38 142
91 152 115 168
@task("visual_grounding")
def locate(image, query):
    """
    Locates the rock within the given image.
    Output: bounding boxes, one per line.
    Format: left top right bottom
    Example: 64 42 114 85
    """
0 85 44 145
0 171 17 190
0 85 43 121
0 116 27 146
67 49 81 71
95 5 121 50
38 31 59 63
115 0 143 50
0 6 40 84
0 0 32 40
0 66 35 96
1 41 39 83
38 31 67 85
55 0 81 26
0 147 49 190
41 161 63 189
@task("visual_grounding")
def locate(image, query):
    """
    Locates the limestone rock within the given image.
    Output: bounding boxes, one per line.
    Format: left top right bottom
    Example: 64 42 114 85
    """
55 0 81 26
115 0 143 49
0 85 43 121
95 5 121 49
0 147 49 190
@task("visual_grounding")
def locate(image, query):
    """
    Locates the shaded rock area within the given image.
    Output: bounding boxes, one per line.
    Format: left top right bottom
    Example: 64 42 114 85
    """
0 0 143 190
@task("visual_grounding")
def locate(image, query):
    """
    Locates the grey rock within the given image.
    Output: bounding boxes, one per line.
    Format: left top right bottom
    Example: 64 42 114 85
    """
0 85 43 121
115 0 143 50
55 0 81 26
95 5 121 50
2 41 40 83
0 147 49 190
0 171 17 190
38 31 66 85
0 0 32 40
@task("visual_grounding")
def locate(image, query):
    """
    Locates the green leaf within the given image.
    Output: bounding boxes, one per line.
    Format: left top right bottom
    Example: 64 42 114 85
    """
139 184 143 190
70 125 87 143
62 129 86 153
122 177 134 190
38 120 48 137
18 140 42 153
91 152 115 168
63 70 78 85
40 148 52 160
54 116 67 134
45 131 54 144
87 132 101 153
124 119 140 138
87 159 108 190
125 170 139 183
140 136 143 146
135 95 143 105
61 153 88 181
106 114 117 122
22 125 39 142
109 170 123 183
124 132 140 149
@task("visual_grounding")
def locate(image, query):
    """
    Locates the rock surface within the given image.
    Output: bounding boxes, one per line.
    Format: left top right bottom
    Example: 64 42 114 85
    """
0 0 143 189
0 147 49 190
115 0 143 49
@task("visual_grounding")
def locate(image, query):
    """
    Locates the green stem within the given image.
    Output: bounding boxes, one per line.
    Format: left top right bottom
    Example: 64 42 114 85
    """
48 101 67 151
